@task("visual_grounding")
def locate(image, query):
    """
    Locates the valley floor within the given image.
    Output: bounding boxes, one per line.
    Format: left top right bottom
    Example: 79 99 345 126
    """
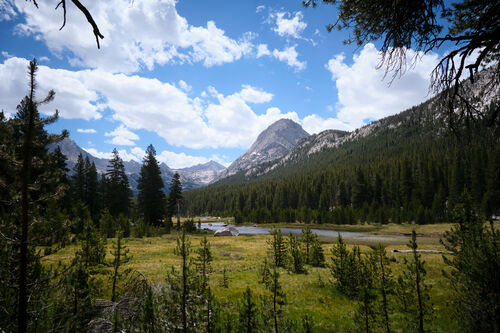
43 222 469 332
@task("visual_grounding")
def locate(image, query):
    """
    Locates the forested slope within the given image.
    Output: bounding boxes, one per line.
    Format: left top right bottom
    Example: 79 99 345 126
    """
184 95 500 224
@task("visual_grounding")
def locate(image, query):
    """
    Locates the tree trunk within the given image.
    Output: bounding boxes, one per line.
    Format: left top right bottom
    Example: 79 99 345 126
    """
380 254 391 333
18 63 37 333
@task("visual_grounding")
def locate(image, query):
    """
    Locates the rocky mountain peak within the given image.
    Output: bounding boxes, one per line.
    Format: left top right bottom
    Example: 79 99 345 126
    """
224 118 309 176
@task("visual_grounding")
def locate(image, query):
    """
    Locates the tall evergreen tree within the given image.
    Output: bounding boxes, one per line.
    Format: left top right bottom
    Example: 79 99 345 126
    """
137 144 165 226
0 59 68 332
373 245 394 333
105 148 131 217
287 233 307 274
309 234 326 267
396 231 433 333
167 172 183 228
195 236 213 293
237 287 259 333
72 153 86 203
85 157 99 221
268 229 287 268
442 191 500 332
301 227 314 264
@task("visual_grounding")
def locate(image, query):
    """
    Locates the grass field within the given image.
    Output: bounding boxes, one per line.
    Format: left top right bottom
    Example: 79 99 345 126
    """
43 222 461 332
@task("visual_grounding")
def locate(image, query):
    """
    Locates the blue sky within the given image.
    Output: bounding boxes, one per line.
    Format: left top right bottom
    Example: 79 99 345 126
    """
0 0 443 168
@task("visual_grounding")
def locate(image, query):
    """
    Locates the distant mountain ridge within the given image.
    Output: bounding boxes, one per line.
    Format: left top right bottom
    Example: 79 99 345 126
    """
49 138 226 193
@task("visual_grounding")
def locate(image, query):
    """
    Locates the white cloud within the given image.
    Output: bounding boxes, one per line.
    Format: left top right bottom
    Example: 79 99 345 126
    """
82 148 112 160
77 128 96 134
84 146 230 168
178 79 191 92
130 147 146 161
239 85 273 103
1 51 13 59
158 151 212 169
1 56 353 151
0 1 17 21
11 0 254 73
326 43 439 128
38 56 50 62
105 124 140 146
271 11 307 39
302 114 353 134
272 45 306 71
83 147 144 162
256 5 265 13
256 44 270 58
0 57 102 120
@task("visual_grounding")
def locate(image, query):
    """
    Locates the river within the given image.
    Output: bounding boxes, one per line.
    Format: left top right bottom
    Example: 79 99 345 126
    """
199 222 419 244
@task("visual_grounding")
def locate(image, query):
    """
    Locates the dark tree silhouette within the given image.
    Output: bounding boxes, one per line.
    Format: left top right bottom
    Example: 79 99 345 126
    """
27 0 104 48
303 0 500 127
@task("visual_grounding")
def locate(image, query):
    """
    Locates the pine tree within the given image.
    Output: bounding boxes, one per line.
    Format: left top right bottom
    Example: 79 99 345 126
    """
237 287 258 333
195 236 213 293
141 283 157 333
309 234 325 267
268 229 287 268
396 231 433 333
265 264 286 333
330 235 362 297
0 59 68 332
99 208 115 238
105 148 131 217
110 230 131 332
441 191 500 332
288 233 307 274
85 158 99 221
258 258 272 286
77 208 106 268
203 287 220 333
161 228 202 331
301 227 314 264
220 267 229 288
355 254 378 333
61 261 92 331
72 153 86 203
167 172 183 228
137 144 165 226
373 244 394 333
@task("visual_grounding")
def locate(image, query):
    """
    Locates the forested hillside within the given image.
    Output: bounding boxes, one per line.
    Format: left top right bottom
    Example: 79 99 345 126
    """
184 97 500 224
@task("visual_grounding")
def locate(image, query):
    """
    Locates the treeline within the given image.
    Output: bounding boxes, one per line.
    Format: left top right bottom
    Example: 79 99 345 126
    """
184 108 500 224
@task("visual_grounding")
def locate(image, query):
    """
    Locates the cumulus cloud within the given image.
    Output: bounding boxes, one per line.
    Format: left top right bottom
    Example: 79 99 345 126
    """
326 43 439 128
272 45 306 71
77 128 97 134
0 56 306 149
105 124 140 146
302 114 353 133
84 146 230 168
256 5 265 13
271 11 307 39
0 57 102 120
1 55 367 156
10 0 254 73
239 85 273 103
178 80 191 92
157 150 228 169
82 148 112 160
256 44 270 58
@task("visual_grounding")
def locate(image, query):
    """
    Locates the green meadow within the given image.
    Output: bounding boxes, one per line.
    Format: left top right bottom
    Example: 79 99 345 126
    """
43 222 466 332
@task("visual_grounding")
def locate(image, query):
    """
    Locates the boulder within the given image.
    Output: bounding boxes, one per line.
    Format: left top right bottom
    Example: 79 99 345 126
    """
214 226 239 237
